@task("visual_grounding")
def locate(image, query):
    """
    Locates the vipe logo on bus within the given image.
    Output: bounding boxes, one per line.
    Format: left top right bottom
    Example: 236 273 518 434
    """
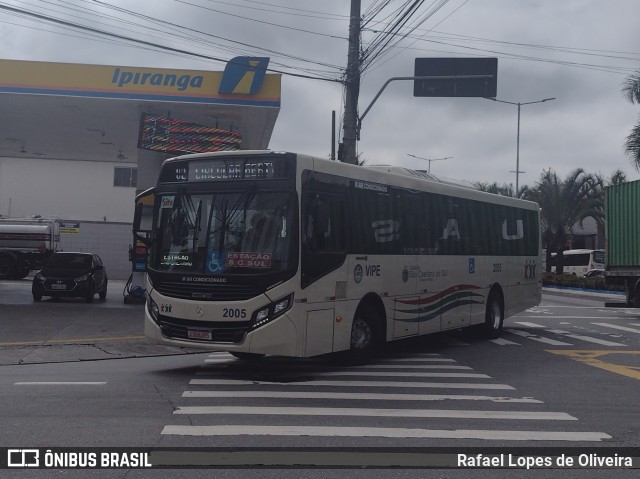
7 449 40 468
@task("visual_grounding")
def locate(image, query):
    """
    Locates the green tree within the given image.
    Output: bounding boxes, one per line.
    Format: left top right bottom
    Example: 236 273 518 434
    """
523 168 603 273
622 69 640 170
474 181 514 197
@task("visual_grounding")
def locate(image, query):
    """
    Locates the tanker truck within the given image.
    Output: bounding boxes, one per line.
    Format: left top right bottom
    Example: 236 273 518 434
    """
0 217 59 280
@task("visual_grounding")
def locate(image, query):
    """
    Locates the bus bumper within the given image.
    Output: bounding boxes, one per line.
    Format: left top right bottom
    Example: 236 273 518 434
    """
144 308 300 357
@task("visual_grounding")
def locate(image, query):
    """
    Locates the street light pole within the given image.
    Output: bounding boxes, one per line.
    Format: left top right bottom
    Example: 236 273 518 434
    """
407 154 453 173
486 97 556 195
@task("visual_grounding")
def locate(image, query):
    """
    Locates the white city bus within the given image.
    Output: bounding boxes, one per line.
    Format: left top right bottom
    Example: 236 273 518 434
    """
549 249 604 276
136 150 541 359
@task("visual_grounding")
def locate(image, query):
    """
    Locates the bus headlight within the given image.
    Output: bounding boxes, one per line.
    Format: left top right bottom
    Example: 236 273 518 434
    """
147 296 160 323
255 307 269 322
273 296 291 315
249 294 293 331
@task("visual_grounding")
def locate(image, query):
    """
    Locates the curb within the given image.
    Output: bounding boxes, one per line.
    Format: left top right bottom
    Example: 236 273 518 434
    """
542 286 625 302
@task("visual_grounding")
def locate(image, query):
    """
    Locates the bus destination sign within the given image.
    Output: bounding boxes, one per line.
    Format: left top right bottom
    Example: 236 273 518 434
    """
161 158 286 183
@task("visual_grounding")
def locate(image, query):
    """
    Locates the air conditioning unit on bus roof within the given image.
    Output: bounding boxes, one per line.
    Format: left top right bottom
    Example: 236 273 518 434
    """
366 165 476 190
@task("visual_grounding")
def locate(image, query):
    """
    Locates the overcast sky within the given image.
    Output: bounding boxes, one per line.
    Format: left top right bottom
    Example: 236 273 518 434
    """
1 0 639 188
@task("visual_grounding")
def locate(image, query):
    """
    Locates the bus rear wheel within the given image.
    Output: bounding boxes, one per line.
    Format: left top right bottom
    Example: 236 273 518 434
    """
350 303 382 360
479 291 504 339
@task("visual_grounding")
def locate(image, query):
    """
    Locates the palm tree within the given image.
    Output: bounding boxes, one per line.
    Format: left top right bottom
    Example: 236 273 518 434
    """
474 181 514 197
592 169 628 249
622 69 640 170
608 169 627 186
523 168 603 273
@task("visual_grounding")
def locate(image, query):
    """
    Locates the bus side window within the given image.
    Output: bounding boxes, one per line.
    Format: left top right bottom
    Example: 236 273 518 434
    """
304 195 334 252
302 192 346 288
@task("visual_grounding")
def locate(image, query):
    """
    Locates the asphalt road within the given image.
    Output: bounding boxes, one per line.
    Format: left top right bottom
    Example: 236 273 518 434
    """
1 279 639 478
0 278 200 364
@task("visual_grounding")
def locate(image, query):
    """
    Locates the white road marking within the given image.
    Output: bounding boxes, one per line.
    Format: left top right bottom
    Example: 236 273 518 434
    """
373 357 457 362
545 329 626 347
348 364 472 370
317 371 490 379
592 323 640 335
14 382 107 385
514 322 546 328
490 338 520 346
189 379 515 390
182 390 542 403
517 316 615 320
161 425 610 441
505 329 572 346
173 406 576 421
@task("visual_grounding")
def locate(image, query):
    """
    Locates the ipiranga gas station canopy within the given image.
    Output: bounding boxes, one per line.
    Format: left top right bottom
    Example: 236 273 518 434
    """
0 58 281 164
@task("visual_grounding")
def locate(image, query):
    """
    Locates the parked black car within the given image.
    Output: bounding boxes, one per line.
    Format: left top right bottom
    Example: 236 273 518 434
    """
584 268 604 278
32 252 108 302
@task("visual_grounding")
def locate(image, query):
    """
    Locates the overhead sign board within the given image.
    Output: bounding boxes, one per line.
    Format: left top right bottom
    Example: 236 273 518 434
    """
413 58 497 98
219 57 270 95
138 113 241 155
0 59 281 107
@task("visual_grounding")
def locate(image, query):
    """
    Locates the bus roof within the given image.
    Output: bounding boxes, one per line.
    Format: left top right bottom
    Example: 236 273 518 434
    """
160 150 540 211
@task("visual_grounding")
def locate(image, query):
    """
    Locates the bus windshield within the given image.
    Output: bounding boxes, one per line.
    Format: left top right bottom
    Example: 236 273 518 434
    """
150 189 296 275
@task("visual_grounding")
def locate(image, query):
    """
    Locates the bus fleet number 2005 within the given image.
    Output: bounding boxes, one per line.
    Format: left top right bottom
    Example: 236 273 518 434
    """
223 308 247 318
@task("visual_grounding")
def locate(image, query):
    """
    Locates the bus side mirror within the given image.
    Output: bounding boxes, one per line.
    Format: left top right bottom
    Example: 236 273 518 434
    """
133 201 143 230
133 187 155 246
133 201 149 246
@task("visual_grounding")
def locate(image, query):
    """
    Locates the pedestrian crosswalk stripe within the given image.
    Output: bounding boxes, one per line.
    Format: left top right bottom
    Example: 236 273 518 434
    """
318 371 491 379
514 322 546 328
189 379 515 390
374 357 458 362
181 390 543 403
336 364 473 370
172 406 577 421
161 425 610 441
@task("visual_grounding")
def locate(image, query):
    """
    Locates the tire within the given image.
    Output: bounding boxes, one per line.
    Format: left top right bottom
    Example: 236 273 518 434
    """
14 267 31 279
0 257 16 280
349 303 383 361
230 352 265 361
480 290 504 339
99 280 108 300
632 281 640 308
33 294 42 302
85 280 95 303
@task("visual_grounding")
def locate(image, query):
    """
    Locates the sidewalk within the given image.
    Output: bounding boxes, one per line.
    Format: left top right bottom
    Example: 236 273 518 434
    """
542 285 627 304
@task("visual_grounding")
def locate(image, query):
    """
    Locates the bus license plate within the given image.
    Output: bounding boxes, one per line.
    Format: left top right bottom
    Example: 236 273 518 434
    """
188 329 212 341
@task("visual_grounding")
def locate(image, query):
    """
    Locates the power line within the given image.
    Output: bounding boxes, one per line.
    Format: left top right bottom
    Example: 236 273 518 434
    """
173 0 347 40
198 0 349 20
0 2 343 82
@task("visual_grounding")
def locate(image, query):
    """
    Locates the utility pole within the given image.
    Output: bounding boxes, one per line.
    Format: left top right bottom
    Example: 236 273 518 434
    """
339 0 361 164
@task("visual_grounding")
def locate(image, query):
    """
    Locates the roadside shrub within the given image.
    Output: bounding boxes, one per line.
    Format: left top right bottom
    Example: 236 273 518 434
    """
542 273 624 292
